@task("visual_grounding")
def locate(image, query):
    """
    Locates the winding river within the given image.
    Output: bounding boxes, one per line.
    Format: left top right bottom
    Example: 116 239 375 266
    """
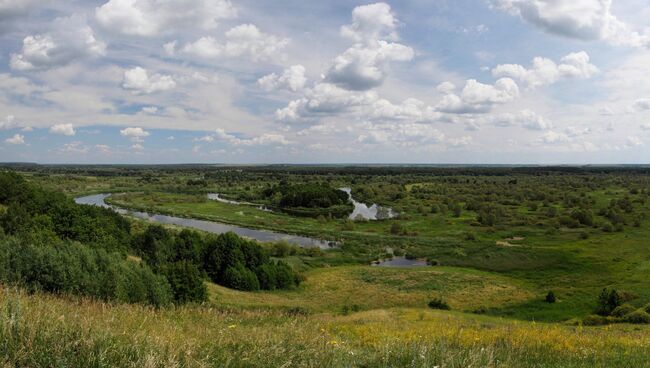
75 194 335 249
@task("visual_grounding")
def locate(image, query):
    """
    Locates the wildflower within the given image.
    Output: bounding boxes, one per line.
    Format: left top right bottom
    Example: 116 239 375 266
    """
228 324 236 329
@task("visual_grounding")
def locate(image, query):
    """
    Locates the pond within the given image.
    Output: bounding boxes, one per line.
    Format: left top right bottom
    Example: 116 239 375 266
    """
339 187 397 220
371 257 429 267
75 194 336 249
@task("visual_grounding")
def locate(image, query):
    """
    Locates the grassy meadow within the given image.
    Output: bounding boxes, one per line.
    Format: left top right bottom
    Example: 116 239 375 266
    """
3 165 650 366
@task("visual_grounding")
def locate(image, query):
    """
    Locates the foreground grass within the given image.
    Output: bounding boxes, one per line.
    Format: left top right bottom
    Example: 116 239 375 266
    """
2 286 650 367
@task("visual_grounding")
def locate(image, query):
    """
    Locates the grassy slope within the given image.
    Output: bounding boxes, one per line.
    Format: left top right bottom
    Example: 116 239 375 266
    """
3 284 650 367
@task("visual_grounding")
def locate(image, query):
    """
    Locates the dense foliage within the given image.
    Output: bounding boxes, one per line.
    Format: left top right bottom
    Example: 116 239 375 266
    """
0 172 300 306
262 182 352 218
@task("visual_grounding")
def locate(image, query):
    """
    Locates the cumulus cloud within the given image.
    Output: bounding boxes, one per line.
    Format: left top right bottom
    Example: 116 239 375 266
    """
4 133 25 145
436 78 520 113
122 67 176 94
181 24 289 61
357 122 445 146
95 0 236 37
10 15 105 71
258 65 307 92
490 110 552 130
323 3 413 91
340 2 399 43
626 136 643 147
540 130 570 144
0 115 18 130
59 141 89 154
207 129 290 146
492 51 598 88
49 123 76 136
494 0 649 47
120 127 150 142
325 41 414 90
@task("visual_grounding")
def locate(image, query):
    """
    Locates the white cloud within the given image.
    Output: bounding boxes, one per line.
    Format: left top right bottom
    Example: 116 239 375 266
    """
131 143 144 150
181 24 289 61
494 0 649 47
357 122 445 146
120 127 150 143
10 15 105 71
540 130 570 144
141 106 159 114
626 136 643 147
323 3 413 91
122 67 176 94
60 141 88 154
325 41 414 90
492 51 598 88
436 78 520 113
258 65 307 92
341 2 398 43
95 0 236 37
490 110 552 130
49 123 76 136
641 123 650 131
0 115 18 130
204 129 290 146
4 133 25 145
633 98 650 111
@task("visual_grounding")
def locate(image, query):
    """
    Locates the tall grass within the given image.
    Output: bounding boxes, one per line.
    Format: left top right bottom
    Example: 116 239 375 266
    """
2 286 650 367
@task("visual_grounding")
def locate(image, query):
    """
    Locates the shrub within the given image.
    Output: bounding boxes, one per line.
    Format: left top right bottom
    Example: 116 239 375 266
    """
428 298 450 310
545 291 556 303
595 288 622 316
622 310 650 324
611 304 636 318
222 263 260 291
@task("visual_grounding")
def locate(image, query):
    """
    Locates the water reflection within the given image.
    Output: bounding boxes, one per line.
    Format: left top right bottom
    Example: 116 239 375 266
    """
75 194 335 249
339 187 396 220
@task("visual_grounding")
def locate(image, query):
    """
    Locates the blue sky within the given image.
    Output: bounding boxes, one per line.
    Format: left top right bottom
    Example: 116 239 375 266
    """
1 0 649 164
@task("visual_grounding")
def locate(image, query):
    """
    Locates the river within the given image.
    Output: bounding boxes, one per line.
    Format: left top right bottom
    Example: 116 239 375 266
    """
75 194 336 249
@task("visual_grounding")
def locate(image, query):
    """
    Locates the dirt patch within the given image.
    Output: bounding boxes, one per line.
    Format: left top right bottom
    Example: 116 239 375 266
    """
496 241 520 247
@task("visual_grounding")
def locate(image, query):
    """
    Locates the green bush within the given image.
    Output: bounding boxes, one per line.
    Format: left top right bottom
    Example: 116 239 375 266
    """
427 298 450 310
162 261 207 304
595 288 622 316
223 263 260 291
611 304 636 318
622 310 650 324
545 291 556 303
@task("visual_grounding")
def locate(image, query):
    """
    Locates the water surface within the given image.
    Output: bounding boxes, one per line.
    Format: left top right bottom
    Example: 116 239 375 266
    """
75 193 335 249
339 187 396 220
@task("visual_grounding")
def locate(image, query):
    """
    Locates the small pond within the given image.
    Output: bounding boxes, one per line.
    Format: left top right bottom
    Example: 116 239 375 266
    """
339 187 397 220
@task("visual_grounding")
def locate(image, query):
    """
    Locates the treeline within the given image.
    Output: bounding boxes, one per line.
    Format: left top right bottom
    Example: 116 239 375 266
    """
262 182 352 218
0 172 301 306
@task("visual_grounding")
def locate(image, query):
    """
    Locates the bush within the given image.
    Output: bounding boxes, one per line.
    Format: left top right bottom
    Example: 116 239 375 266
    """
223 263 260 291
427 298 450 310
545 291 556 303
611 304 636 318
0 236 172 306
622 310 650 324
595 288 622 316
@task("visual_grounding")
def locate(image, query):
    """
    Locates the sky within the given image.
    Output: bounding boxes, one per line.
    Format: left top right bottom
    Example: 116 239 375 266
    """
0 0 649 164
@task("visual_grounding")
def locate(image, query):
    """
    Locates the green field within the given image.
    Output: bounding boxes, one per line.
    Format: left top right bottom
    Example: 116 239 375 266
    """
3 165 650 366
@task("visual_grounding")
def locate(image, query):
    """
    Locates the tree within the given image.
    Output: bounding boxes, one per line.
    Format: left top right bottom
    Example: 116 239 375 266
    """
162 261 207 304
595 288 621 316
